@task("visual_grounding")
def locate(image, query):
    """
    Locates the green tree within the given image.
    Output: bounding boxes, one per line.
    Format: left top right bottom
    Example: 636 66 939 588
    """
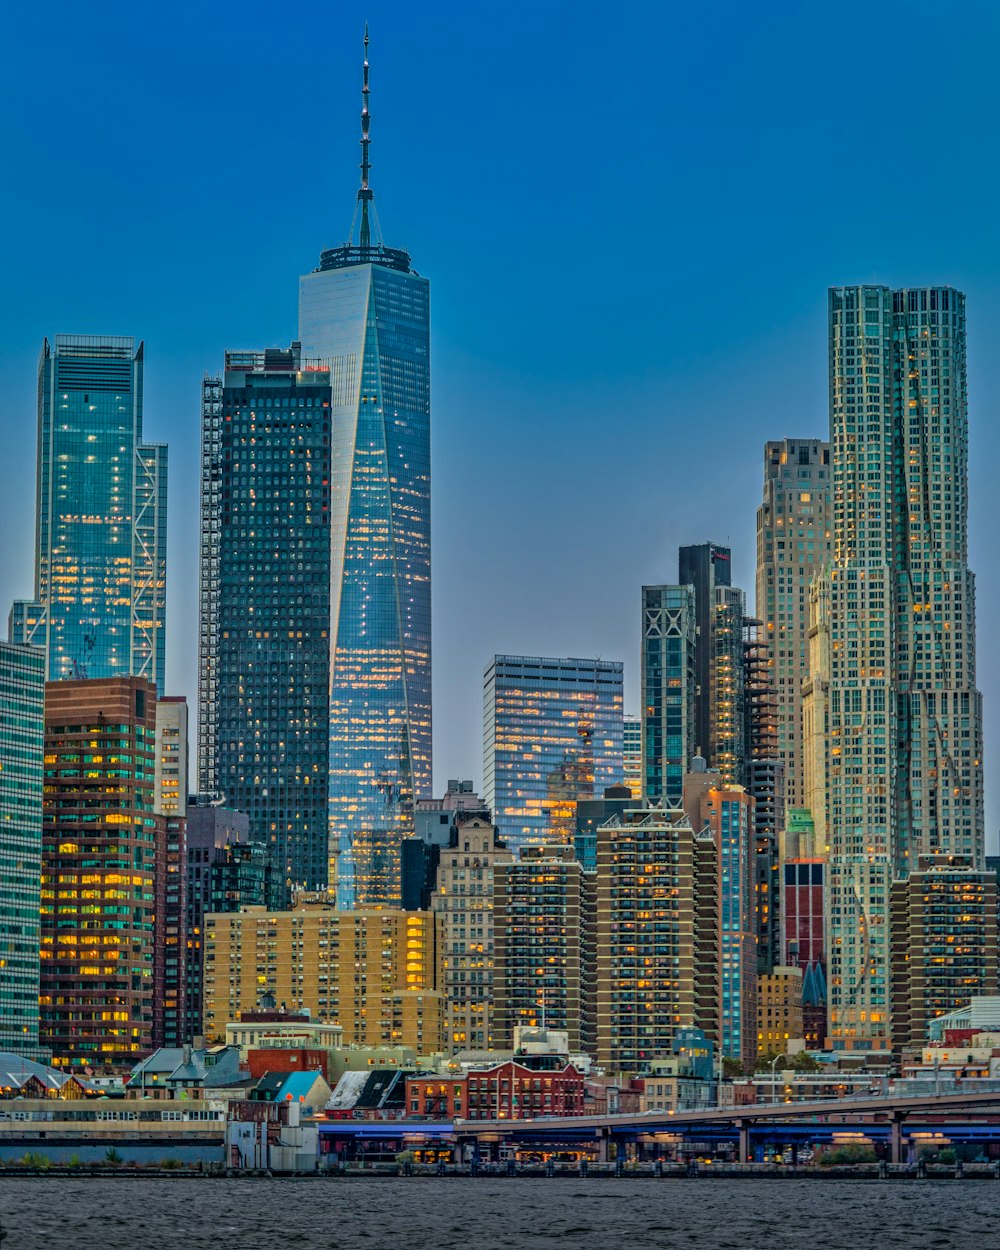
790 1052 823 1073
104 1146 123 1165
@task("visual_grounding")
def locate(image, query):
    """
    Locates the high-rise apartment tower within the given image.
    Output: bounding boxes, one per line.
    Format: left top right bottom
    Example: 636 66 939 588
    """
804 285 984 1050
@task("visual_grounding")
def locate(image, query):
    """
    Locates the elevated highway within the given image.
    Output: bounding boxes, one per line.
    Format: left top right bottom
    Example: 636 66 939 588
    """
318 1090 1000 1165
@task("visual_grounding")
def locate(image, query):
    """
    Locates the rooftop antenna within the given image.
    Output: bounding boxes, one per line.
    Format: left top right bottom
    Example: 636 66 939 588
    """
346 24 384 251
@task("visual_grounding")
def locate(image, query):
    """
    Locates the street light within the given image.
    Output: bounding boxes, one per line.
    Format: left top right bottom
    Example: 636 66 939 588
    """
769 1053 786 1105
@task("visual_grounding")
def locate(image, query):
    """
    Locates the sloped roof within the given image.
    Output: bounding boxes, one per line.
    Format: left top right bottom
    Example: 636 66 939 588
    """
0 1052 97 1095
327 1069 370 1111
277 1071 327 1104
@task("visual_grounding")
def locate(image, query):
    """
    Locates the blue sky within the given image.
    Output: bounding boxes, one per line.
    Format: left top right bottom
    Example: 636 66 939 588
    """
1 0 998 839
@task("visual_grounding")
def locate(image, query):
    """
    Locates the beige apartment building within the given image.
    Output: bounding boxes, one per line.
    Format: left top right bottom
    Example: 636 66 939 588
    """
430 813 513 1053
203 896 444 1053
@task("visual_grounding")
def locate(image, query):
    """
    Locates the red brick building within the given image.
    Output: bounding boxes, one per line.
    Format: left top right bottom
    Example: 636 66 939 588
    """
451 1058 586 1120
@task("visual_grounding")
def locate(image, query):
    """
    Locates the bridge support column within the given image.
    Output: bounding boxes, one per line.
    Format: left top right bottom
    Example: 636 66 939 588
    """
889 1112 903 1166
738 1120 751 1165
596 1128 610 1163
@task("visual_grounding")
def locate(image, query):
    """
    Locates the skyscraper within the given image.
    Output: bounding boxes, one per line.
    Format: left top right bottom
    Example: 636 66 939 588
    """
0 642 45 1058
154 697 189 1048
755 439 831 814
198 346 333 891
483 655 624 855
678 542 732 758
40 677 165 1067
641 586 696 805
296 31 432 907
804 285 984 1050
10 335 167 692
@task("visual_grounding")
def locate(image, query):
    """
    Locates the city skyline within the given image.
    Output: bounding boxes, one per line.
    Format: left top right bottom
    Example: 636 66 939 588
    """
1 2 999 843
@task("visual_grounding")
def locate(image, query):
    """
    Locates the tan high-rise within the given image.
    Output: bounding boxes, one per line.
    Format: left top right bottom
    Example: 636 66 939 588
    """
755 439 831 823
203 897 444 1053
430 813 513 1052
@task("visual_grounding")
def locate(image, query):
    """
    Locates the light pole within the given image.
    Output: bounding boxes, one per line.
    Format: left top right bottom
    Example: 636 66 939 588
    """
769 1053 785 1105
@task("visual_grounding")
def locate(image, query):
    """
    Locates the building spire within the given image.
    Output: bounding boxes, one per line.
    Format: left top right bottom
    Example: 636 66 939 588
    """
358 23 374 250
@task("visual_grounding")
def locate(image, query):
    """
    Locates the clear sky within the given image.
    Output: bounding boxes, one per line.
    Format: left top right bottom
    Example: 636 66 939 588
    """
1 0 998 842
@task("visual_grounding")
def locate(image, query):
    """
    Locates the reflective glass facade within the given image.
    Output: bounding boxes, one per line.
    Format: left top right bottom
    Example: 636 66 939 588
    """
11 336 166 691
299 259 432 907
0 643 45 1057
483 655 624 856
199 351 332 891
642 586 696 805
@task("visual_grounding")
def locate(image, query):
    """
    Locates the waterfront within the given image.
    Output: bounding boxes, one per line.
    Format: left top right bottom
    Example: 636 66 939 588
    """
0 1177 996 1249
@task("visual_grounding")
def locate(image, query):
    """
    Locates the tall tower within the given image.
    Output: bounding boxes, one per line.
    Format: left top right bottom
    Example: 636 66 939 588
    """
198 346 333 891
10 335 167 692
805 285 984 1051
297 29 432 906
755 439 831 819
641 585 697 806
678 542 731 759
0 642 45 1058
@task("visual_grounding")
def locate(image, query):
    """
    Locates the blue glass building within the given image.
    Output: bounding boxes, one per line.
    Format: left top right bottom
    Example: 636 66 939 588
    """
0 642 45 1057
642 586 697 805
295 33 432 906
10 336 167 691
483 655 624 857
198 347 332 891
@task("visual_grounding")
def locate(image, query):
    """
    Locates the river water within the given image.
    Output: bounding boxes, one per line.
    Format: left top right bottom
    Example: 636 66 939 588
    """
0 1176 994 1248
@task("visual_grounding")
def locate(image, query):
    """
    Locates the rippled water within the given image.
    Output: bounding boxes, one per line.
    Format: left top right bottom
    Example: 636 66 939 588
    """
0 1177 995 1248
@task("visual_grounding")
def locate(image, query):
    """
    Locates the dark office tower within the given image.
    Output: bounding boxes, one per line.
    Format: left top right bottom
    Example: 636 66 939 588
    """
10 336 167 692
185 799 271 1038
297 30 431 907
198 346 332 891
641 586 697 806
678 542 731 758
0 642 45 1058
40 678 165 1068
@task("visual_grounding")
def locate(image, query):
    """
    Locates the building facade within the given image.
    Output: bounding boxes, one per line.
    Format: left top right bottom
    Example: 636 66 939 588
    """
594 804 719 1071
804 286 984 1050
623 714 642 799
185 799 253 1037
890 856 998 1050
10 335 166 692
641 587 696 806
0 643 46 1057
198 347 333 891
493 846 595 1053
483 655 623 855
203 898 443 1054
756 967 804 1056
755 439 831 812
40 677 165 1067
678 542 732 760
684 767 757 1067
154 697 188 1048
430 813 513 1053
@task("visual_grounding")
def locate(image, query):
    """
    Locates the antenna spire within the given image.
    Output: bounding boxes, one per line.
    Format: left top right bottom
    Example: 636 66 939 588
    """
358 23 373 250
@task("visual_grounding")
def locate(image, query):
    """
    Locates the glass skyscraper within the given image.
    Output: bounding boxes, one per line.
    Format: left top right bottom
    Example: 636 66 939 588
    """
295 35 432 907
198 346 333 891
483 655 624 856
641 586 697 805
10 335 167 692
0 642 45 1057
